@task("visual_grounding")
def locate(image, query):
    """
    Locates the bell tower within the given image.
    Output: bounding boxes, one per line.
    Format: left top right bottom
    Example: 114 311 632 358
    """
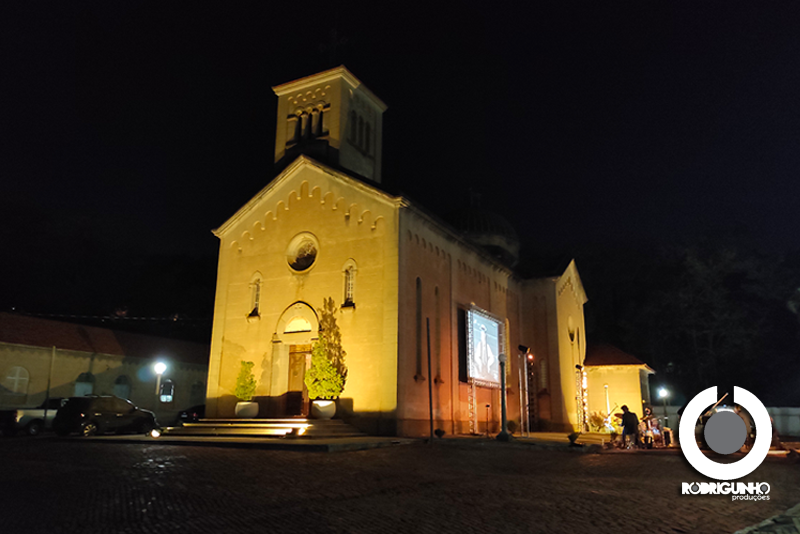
272 66 387 183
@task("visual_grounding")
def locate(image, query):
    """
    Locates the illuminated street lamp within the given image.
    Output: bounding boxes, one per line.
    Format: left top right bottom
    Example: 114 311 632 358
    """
154 361 167 396
658 387 670 426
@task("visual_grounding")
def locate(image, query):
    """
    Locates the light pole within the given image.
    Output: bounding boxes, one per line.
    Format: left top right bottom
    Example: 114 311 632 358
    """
517 345 532 436
496 353 511 442
658 387 669 427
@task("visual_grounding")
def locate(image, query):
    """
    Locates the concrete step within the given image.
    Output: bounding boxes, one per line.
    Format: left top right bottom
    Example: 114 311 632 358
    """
164 418 365 439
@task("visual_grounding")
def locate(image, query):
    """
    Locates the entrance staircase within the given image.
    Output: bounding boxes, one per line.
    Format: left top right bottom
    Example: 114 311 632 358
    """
163 418 365 439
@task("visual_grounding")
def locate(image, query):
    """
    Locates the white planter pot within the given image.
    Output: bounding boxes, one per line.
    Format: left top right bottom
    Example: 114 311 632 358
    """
311 400 336 420
235 401 259 418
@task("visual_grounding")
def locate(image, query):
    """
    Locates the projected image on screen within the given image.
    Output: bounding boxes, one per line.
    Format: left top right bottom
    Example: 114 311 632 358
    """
467 309 502 386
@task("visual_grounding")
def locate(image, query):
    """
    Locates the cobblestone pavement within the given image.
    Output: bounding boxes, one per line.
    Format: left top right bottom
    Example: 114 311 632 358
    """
1 436 798 534
734 503 800 534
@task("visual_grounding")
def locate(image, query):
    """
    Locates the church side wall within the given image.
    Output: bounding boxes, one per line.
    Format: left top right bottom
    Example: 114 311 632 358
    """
521 280 560 429
207 165 399 434
553 269 588 433
397 210 523 437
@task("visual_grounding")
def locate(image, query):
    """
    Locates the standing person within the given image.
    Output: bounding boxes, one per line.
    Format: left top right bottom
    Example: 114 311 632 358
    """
621 405 640 449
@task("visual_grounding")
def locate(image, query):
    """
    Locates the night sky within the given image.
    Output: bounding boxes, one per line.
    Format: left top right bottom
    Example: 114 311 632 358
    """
3 2 800 321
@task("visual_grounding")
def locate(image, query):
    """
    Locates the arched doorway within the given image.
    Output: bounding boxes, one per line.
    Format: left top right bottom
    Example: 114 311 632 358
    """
270 302 318 417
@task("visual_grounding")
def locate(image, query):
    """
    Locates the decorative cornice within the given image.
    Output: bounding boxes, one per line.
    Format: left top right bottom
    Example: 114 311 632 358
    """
213 156 399 238
272 65 388 112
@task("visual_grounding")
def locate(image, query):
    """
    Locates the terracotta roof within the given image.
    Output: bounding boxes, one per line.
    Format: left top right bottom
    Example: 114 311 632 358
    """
0 313 209 366
584 343 650 368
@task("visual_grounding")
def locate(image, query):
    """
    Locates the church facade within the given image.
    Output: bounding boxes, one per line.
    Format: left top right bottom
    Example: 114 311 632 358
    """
205 67 643 436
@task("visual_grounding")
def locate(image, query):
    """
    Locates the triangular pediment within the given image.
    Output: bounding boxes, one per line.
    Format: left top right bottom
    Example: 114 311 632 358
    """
213 156 400 238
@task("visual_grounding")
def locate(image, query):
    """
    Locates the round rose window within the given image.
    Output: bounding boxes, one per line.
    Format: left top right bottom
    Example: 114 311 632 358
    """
286 233 319 272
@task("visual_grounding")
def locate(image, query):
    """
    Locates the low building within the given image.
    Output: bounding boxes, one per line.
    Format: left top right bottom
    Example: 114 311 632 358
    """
584 343 654 426
0 313 209 425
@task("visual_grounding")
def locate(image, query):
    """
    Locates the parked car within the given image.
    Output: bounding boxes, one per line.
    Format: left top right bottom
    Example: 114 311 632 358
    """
0 397 66 436
175 404 205 426
53 396 158 437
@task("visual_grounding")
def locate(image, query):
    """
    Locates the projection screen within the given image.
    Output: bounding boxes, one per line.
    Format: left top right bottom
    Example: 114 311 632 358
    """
466 307 504 387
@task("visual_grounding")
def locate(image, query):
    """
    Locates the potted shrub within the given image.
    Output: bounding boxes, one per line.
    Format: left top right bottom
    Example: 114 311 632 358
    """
304 298 347 419
234 360 259 418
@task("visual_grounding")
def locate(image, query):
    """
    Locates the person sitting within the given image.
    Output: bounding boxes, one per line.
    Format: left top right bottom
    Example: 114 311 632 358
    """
641 406 662 448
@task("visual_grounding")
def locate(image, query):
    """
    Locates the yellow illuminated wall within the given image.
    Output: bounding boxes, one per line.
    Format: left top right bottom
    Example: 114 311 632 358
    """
522 260 588 432
396 207 523 436
206 157 400 434
586 365 653 424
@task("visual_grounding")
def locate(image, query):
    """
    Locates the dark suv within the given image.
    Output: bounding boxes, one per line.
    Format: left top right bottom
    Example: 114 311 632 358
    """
53 396 158 437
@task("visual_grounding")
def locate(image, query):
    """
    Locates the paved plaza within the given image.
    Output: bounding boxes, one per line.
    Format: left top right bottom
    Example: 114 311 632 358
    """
1 436 798 534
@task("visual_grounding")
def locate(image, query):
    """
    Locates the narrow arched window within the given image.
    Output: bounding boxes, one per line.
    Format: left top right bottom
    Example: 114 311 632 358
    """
302 111 312 139
358 116 365 148
314 107 323 137
294 112 302 142
113 375 131 399
75 372 95 397
349 110 357 140
539 359 548 390
434 286 440 379
159 379 174 403
249 274 262 317
342 259 357 307
365 122 371 154
344 268 354 305
415 277 423 379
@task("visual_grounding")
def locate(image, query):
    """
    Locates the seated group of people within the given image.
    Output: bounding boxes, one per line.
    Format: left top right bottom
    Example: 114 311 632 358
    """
617 405 665 449
615 403 783 451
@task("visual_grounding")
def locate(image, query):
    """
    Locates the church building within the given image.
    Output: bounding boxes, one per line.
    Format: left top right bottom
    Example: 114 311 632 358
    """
204 66 647 436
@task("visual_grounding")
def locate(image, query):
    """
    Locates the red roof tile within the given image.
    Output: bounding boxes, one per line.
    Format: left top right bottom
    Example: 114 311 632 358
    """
0 313 209 366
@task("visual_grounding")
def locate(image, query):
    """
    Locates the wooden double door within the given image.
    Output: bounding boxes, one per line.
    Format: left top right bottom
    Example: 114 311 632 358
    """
286 344 311 416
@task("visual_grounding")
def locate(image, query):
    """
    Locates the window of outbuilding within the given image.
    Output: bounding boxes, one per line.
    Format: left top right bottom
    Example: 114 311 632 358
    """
159 379 174 403
3 366 29 396
74 372 95 397
114 375 131 400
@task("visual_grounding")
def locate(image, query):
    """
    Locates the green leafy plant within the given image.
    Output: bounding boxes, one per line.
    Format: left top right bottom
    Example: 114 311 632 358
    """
588 411 608 432
304 297 347 400
235 360 257 402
